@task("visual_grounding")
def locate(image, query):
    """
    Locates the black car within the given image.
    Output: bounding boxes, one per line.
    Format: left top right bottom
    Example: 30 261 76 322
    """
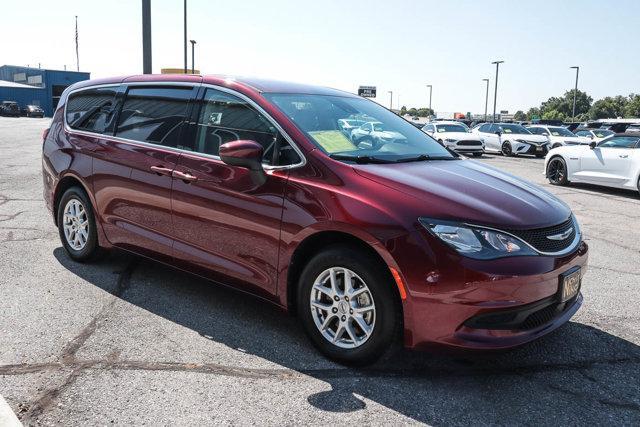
22 105 45 118
0 101 21 117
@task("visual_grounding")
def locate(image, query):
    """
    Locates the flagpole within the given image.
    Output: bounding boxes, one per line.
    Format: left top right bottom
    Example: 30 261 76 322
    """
75 16 79 72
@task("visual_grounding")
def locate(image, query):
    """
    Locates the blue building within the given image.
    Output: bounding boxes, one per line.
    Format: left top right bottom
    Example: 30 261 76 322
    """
0 65 90 117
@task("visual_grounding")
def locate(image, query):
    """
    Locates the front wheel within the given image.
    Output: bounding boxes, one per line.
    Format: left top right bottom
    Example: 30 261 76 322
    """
57 187 101 262
547 156 569 186
501 141 513 156
297 246 401 366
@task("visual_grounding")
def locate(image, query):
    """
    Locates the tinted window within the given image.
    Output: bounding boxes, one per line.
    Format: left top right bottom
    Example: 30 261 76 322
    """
479 124 491 132
528 127 547 135
498 124 531 134
599 136 639 148
190 88 299 166
66 87 118 133
115 86 192 146
575 131 590 137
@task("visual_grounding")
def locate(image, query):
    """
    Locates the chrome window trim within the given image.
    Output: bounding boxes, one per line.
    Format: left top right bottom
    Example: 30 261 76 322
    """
62 81 307 171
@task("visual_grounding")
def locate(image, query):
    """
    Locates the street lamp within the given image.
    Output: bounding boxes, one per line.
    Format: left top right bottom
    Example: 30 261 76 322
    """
570 66 580 122
142 0 152 74
183 0 188 73
388 90 393 110
482 78 489 122
190 40 196 74
426 84 433 114
491 60 504 122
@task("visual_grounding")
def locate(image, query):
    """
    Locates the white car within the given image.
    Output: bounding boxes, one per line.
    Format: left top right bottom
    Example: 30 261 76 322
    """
350 121 406 149
527 125 592 149
422 121 484 156
472 122 549 157
574 128 615 143
545 134 640 194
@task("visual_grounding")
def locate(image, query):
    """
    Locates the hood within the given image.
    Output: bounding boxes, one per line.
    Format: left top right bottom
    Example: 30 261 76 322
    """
353 159 571 229
507 134 548 143
436 132 478 140
550 135 591 144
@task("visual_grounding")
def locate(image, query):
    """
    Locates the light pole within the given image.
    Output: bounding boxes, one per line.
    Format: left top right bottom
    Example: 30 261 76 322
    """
426 84 432 114
482 78 489 121
570 66 580 121
491 60 504 122
190 40 196 74
142 0 152 74
183 0 188 74
388 91 393 110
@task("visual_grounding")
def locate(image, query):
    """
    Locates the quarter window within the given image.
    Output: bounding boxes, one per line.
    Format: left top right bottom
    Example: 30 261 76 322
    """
115 86 192 146
66 87 118 133
189 88 299 166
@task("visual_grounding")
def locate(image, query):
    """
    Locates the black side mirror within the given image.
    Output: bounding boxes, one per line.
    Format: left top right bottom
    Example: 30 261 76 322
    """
589 141 597 149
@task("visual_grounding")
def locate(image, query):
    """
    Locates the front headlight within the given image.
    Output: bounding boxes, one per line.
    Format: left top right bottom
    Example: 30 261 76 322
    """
419 218 537 259
445 138 457 143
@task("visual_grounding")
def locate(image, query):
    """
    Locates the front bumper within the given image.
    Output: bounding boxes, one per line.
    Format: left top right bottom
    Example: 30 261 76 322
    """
397 230 588 351
515 142 549 156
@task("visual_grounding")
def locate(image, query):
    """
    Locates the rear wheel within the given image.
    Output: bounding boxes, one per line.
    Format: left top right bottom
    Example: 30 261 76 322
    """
501 141 513 156
297 245 401 366
57 187 101 262
547 156 569 186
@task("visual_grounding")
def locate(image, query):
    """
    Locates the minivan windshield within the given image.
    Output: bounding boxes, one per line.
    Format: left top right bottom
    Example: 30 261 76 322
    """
264 93 456 163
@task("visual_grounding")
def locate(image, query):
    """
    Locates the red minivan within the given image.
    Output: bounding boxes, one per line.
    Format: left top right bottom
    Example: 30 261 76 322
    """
42 75 588 365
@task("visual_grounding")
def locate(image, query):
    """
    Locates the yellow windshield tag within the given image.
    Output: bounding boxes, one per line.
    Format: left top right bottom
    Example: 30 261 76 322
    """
309 130 357 153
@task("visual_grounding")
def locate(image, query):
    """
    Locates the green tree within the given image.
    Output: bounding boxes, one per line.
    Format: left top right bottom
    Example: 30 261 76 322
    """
416 108 434 117
588 96 628 119
400 106 407 116
513 110 526 121
624 94 640 118
542 110 567 121
526 107 541 121
407 107 418 117
540 89 592 119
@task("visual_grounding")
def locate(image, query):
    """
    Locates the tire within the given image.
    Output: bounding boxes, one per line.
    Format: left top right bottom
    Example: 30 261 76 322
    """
501 141 513 156
57 186 101 262
472 152 483 157
546 156 569 186
296 245 402 366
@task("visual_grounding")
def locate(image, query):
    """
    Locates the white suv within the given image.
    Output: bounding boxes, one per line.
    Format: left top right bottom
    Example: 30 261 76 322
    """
527 125 591 149
472 122 549 157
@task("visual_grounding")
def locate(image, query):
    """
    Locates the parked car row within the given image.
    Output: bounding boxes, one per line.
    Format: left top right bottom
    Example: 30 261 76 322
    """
0 101 44 117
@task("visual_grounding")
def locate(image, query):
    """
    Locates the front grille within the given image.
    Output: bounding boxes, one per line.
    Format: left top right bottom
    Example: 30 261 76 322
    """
505 217 576 253
457 140 482 146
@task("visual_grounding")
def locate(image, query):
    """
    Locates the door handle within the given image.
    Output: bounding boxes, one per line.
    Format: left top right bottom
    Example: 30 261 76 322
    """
150 165 173 176
619 154 629 158
172 170 198 182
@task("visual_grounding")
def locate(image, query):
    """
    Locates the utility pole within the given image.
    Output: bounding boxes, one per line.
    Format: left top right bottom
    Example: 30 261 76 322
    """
570 66 580 121
388 91 393 110
183 0 188 74
190 40 196 74
427 84 433 114
483 78 489 121
491 60 504 122
142 0 152 74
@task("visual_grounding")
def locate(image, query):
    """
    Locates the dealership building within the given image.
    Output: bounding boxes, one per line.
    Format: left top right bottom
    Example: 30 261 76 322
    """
0 65 90 117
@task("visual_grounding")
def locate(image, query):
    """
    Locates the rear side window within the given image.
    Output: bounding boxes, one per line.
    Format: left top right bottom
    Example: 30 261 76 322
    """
187 88 300 166
66 87 118 133
115 86 192 146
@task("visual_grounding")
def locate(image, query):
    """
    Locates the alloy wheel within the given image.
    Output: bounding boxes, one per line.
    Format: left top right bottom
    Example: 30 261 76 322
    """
309 267 376 349
547 158 566 184
501 142 512 156
62 198 89 250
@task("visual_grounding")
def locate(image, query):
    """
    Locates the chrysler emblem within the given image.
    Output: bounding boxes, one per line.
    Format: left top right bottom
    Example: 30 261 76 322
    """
547 227 573 241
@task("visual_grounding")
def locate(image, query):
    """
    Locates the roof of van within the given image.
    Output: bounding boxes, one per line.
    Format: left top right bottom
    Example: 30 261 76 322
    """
69 74 356 97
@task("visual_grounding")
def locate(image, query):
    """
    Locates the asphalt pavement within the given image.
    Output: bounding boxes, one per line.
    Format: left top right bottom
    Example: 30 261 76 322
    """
1 117 639 425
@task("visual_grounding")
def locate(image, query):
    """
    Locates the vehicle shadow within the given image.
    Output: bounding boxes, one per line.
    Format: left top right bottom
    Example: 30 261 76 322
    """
53 248 640 424
566 182 640 200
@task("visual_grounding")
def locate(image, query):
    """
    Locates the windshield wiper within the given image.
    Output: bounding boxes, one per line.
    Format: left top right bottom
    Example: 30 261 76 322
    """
329 153 396 164
396 154 458 163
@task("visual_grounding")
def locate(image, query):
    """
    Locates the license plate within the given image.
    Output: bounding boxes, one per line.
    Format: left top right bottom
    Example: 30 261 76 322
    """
536 146 543 152
559 268 581 302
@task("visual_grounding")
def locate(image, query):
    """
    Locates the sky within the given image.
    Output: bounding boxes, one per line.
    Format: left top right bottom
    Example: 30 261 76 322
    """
2 0 639 114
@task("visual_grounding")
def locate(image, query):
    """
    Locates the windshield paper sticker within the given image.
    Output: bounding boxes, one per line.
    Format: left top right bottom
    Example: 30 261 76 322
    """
309 130 357 153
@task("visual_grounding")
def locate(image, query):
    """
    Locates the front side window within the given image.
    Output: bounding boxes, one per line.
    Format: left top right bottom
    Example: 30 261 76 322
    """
66 86 118 133
115 86 192 146
189 88 300 166
527 127 547 135
598 136 639 148
265 93 455 162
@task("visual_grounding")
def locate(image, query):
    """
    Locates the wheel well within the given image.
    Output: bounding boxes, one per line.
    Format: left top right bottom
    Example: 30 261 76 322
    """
286 231 399 313
53 176 85 225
